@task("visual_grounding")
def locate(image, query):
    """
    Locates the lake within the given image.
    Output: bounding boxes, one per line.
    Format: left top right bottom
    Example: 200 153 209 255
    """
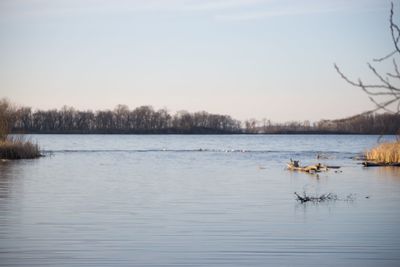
1 135 400 266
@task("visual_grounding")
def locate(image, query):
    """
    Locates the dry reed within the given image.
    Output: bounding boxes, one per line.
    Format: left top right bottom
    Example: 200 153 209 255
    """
0 99 41 159
366 141 400 164
0 136 41 159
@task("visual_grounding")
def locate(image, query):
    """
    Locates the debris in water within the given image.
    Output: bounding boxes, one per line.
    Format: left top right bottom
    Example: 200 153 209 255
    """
294 191 355 203
362 161 400 167
287 159 341 173
294 191 338 203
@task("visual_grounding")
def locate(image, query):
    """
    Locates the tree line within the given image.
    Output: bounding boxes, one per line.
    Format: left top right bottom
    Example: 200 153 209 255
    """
244 113 400 134
3 102 399 135
10 104 242 134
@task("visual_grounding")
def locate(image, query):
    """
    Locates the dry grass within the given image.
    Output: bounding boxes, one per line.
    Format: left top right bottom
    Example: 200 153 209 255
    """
0 99 41 159
366 141 400 164
0 136 41 159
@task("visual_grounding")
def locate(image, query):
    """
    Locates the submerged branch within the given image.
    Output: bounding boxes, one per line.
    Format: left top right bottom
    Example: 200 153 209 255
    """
294 191 355 204
294 192 338 203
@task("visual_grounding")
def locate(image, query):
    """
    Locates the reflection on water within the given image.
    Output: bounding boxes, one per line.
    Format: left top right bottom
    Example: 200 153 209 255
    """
370 166 400 181
0 162 11 199
0 161 21 200
0 135 399 267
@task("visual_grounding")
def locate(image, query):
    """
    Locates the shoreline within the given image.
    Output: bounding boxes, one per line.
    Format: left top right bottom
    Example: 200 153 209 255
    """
9 132 398 135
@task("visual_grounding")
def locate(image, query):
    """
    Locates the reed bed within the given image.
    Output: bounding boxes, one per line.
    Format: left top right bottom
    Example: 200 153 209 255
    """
0 136 41 159
366 141 400 164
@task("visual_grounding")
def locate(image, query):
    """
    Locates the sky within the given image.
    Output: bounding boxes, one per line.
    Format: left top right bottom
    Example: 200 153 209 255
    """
0 0 395 122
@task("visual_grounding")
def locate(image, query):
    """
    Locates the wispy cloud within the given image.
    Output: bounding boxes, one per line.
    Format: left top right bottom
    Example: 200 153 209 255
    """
0 0 388 20
0 0 267 19
0 0 266 15
215 9 307 21
215 0 389 21
175 0 266 11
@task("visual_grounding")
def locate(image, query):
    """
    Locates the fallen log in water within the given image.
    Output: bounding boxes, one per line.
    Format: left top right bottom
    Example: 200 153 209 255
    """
362 161 400 167
326 165 341 169
287 160 340 173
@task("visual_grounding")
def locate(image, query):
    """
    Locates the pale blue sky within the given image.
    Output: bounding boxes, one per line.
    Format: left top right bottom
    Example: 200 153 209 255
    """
0 0 394 121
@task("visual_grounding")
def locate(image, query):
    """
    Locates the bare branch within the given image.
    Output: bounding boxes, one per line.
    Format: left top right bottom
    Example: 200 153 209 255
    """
386 72 400 79
335 64 400 91
393 58 400 76
368 95 400 113
335 2 400 115
397 98 400 112
367 63 400 90
373 50 397 62
390 2 400 54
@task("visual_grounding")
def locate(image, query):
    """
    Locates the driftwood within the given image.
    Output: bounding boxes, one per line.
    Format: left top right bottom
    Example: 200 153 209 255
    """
362 161 400 167
326 165 341 169
287 160 340 173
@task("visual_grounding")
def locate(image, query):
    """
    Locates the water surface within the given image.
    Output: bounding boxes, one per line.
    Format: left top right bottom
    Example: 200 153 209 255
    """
1 135 399 266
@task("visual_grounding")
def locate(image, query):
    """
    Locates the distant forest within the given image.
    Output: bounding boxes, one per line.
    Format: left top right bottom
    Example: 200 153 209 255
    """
7 104 400 134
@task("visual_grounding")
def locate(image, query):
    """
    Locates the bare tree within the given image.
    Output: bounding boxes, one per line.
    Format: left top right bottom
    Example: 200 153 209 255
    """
335 2 400 114
0 99 14 140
